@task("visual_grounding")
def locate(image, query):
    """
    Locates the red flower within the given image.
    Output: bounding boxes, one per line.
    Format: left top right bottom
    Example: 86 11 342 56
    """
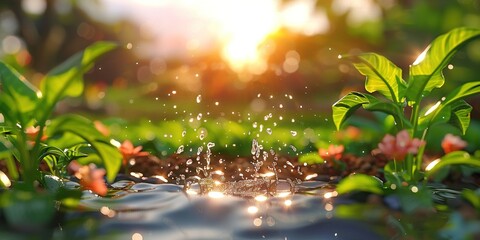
118 140 149 165
319 144 344 161
376 130 424 161
25 126 48 141
441 134 467 154
94 120 110 137
68 161 107 196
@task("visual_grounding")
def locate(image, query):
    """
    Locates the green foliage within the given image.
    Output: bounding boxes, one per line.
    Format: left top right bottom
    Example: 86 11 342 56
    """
333 27 480 135
298 152 323 165
335 174 383 195
426 151 480 179
462 189 480 212
0 41 119 190
333 27 480 213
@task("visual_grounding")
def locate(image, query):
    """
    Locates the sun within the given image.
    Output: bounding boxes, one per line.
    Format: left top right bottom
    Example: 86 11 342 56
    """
205 0 280 75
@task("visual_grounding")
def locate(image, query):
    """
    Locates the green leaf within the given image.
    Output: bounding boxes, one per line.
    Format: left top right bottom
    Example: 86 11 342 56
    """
47 114 121 183
0 136 18 180
39 42 117 120
407 27 480 104
426 151 480 178
298 152 323 165
344 53 406 102
420 81 480 132
462 189 480 210
0 62 40 125
448 101 472 135
332 92 410 130
363 101 412 129
332 92 372 130
336 174 384 195
2 190 56 229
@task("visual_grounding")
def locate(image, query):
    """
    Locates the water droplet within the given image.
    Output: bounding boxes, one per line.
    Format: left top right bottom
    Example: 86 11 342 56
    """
197 113 203 120
177 145 184 154
290 145 297 152
266 128 272 135
186 159 193 165
215 101 219 106
207 142 215 148
290 131 297 136
199 133 205 140
182 130 187 137
196 95 202 103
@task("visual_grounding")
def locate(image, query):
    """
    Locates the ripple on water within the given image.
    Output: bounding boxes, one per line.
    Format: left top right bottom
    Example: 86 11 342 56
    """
68 180 387 239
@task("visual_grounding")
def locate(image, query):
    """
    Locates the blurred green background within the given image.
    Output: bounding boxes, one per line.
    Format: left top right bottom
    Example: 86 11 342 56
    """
1 0 480 157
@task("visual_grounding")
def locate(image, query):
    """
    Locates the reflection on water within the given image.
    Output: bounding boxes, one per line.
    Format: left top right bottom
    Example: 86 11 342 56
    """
54 180 393 240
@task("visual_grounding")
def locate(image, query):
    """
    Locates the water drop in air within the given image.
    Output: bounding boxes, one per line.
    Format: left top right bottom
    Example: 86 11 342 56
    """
177 145 184 154
196 95 202 103
266 128 272 135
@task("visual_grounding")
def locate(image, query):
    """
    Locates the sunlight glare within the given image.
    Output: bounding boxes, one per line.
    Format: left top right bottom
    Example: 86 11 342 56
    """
425 159 440 171
412 46 430 66
216 1 279 75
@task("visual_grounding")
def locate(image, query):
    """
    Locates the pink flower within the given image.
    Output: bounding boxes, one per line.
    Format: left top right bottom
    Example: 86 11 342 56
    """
68 161 108 196
25 126 47 141
319 144 344 161
94 120 110 137
441 134 467 154
119 140 149 166
376 130 424 161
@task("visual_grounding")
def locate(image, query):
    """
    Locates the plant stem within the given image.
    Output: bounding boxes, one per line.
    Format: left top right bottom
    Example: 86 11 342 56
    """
410 103 420 137
416 129 428 174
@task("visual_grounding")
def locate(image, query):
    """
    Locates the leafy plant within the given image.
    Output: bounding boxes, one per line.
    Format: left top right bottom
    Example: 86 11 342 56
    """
333 27 480 212
0 41 121 191
333 27 480 182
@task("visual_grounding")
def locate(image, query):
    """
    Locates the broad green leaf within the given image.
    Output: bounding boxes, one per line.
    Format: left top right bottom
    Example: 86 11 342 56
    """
344 53 406 102
47 114 121 182
0 136 18 180
2 190 56 227
0 62 40 125
298 152 323 165
448 101 472 135
426 151 480 178
39 42 117 119
420 81 480 131
393 185 433 213
336 174 383 195
363 101 412 129
462 189 480 210
332 92 410 130
332 92 372 130
407 27 480 104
